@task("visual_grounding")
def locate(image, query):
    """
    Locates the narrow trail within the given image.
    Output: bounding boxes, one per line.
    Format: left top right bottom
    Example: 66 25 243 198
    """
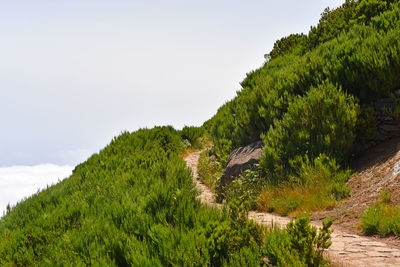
185 151 400 267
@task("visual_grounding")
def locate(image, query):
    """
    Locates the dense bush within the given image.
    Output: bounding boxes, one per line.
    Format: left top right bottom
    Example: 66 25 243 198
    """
263 216 333 267
268 0 397 57
197 150 224 188
222 165 265 209
0 126 336 265
361 204 400 236
208 0 400 164
266 33 306 60
180 125 205 148
202 1 400 219
3 1 400 264
260 81 358 181
204 200 263 266
0 127 262 265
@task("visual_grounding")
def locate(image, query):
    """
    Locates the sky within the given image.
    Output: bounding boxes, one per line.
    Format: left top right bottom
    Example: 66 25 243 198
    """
0 0 344 213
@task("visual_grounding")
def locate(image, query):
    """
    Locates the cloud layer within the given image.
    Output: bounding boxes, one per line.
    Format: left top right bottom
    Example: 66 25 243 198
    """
0 164 74 216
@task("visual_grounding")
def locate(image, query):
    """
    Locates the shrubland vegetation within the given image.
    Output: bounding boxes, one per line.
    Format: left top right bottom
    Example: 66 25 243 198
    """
2 0 400 263
263 217 333 267
204 0 400 217
0 126 333 265
208 0 400 165
197 150 224 188
180 125 206 149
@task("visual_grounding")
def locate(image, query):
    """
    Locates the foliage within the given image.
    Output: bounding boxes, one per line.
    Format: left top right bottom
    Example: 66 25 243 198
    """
222 165 265 209
356 106 378 146
208 1 400 164
260 81 358 181
361 189 400 236
0 127 261 265
197 150 224 188
263 216 333 267
0 125 335 265
204 200 263 266
269 0 397 55
266 33 306 60
258 155 352 216
3 1 400 264
361 203 400 236
180 125 206 149
353 0 395 25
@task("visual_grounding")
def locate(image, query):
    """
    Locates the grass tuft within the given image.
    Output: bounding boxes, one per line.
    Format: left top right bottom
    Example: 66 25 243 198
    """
257 155 351 217
361 189 400 236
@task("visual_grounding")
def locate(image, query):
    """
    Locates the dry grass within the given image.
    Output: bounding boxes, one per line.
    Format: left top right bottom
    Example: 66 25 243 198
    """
258 155 351 217
257 181 337 217
180 147 199 159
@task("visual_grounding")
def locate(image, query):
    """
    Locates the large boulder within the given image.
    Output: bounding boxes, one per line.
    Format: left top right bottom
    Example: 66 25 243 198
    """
220 141 264 186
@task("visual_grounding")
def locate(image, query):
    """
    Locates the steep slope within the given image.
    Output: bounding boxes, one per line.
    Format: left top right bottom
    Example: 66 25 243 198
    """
200 0 400 224
0 127 264 265
313 137 400 243
2 0 400 265
206 0 400 171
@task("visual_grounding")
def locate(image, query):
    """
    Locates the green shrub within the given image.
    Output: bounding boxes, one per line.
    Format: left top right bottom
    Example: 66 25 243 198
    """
197 150 223 188
263 216 333 267
180 125 205 148
223 165 266 209
207 1 400 166
0 127 262 265
356 106 378 147
361 189 400 236
260 81 358 181
204 199 263 266
361 203 400 236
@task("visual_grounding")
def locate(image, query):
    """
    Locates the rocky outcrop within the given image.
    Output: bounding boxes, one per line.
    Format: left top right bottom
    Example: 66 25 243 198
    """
220 141 263 186
357 98 400 152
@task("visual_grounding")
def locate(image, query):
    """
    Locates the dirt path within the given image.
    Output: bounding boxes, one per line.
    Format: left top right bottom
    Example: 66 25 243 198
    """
185 151 400 267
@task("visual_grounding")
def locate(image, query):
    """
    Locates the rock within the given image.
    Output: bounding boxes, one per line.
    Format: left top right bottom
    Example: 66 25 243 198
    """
262 257 272 266
380 124 400 132
374 132 386 141
355 97 400 153
220 141 264 186
388 130 400 138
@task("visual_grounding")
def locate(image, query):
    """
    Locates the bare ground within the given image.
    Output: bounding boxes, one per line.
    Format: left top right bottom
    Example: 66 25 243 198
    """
311 137 400 248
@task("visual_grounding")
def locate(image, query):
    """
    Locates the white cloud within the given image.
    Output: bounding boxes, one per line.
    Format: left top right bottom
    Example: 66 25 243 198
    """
0 164 74 216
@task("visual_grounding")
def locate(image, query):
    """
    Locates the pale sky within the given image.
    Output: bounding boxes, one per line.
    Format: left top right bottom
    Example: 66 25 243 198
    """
0 0 344 167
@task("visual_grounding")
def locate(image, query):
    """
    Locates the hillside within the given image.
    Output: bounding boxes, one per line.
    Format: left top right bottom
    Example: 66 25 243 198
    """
202 0 400 217
313 136 400 241
2 0 400 266
0 127 265 265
